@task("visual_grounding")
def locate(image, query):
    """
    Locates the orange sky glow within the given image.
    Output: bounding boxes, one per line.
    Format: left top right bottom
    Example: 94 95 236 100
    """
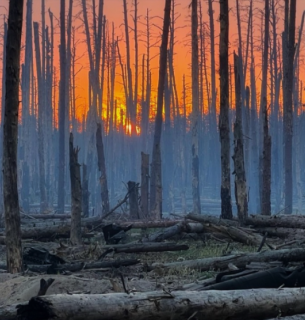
1 0 305 131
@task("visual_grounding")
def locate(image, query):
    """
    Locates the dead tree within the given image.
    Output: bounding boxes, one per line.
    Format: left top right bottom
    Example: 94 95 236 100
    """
3 0 24 273
219 0 232 219
96 123 109 215
128 181 139 219
282 0 296 214
261 0 271 215
191 0 201 215
33 22 47 212
69 133 82 245
140 152 149 219
150 0 171 219
233 53 248 222
82 164 90 217
57 0 66 214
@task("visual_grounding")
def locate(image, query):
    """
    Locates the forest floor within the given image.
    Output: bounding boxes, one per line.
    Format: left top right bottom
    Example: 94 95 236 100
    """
0 230 257 306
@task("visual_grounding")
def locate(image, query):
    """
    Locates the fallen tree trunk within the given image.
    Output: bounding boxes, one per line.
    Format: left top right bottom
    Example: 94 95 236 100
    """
245 215 305 229
101 242 189 255
267 315 305 320
187 213 239 227
0 220 186 244
0 259 140 273
14 288 305 320
150 247 305 271
256 227 305 239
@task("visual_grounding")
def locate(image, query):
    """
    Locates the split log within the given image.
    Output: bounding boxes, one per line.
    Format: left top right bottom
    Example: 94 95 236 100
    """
15 288 305 320
100 242 189 257
150 247 305 271
245 215 305 229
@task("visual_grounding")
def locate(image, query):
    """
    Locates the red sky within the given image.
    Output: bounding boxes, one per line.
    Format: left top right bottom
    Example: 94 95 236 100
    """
1 0 305 122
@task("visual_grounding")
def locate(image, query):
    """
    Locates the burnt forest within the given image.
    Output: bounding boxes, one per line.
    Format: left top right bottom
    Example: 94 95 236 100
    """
1 0 305 319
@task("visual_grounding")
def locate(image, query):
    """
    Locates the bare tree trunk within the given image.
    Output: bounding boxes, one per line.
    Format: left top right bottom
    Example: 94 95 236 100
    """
140 152 149 219
283 0 296 214
57 0 66 214
3 0 24 273
96 123 109 215
219 0 232 219
82 163 90 218
261 0 271 215
191 0 201 215
128 181 139 219
33 22 47 212
150 0 171 219
233 53 248 222
69 133 82 245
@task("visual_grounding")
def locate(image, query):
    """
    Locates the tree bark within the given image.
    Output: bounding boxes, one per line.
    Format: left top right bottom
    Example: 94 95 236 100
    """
282 0 296 214
128 181 139 220
69 133 82 245
57 0 66 214
233 53 248 222
260 0 271 215
140 152 149 219
3 0 24 273
82 164 90 217
191 0 201 215
15 288 305 320
150 0 171 219
33 22 47 212
96 123 109 214
219 0 232 219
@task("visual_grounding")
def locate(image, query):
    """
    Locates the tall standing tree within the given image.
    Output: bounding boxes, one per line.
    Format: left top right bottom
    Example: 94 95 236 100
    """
261 0 271 215
3 0 24 273
219 0 232 219
282 0 296 214
57 0 66 214
150 0 171 219
191 0 201 215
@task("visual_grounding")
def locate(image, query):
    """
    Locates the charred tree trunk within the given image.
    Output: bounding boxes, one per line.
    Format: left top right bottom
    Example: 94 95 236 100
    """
150 0 171 219
96 123 109 215
128 181 139 220
33 22 47 212
282 0 296 214
69 133 82 245
219 0 232 219
3 0 24 273
233 53 248 222
82 163 90 218
140 152 149 219
57 0 66 214
260 0 271 215
191 0 201 215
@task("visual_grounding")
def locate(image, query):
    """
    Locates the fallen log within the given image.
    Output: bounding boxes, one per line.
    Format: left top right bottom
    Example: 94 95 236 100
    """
267 315 305 320
14 288 305 320
100 242 189 257
149 247 305 271
187 213 239 227
256 227 305 240
0 259 140 273
245 215 305 229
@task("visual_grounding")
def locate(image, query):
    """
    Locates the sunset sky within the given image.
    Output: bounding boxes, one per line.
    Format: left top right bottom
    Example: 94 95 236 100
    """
1 0 305 124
